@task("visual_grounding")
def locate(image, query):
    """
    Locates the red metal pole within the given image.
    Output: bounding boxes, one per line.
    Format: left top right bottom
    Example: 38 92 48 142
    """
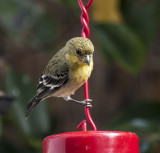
78 0 97 131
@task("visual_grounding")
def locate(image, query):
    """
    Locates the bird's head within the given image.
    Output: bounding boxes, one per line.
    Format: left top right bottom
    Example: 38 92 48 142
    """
66 37 94 66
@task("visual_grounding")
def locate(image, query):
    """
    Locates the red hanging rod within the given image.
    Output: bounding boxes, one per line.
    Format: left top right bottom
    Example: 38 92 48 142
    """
77 0 97 131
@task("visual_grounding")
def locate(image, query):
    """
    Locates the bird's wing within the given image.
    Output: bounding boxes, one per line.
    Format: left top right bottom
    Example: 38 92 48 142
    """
26 55 69 118
36 62 69 100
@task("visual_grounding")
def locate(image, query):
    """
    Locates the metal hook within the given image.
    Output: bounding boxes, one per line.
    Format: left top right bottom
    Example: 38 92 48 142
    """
77 0 97 131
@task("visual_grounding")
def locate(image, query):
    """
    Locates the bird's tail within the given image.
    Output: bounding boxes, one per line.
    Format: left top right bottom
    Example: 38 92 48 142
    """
25 96 42 120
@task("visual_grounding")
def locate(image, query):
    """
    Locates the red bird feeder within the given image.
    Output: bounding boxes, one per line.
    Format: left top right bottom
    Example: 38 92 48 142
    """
42 0 140 153
43 131 139 153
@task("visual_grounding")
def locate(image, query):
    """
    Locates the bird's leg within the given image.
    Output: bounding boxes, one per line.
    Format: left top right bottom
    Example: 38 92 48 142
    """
63 96 92 107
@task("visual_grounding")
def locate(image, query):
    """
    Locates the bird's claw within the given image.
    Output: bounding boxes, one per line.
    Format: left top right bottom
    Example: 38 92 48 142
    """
81 99 92 107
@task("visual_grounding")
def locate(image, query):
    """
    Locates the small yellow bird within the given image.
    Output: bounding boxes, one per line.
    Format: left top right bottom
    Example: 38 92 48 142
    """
26 37 94 118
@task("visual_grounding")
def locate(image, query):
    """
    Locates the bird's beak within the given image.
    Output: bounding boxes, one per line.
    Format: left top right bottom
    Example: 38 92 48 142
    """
85 55 90 66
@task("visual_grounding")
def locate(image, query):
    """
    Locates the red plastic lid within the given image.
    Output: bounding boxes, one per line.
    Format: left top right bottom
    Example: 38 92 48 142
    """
43 131 139 153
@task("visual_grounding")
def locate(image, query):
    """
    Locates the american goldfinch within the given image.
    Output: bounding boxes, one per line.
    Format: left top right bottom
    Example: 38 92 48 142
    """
26 37 94 118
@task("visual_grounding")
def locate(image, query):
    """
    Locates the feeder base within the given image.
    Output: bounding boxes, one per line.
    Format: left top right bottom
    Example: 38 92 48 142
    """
43 131 139 153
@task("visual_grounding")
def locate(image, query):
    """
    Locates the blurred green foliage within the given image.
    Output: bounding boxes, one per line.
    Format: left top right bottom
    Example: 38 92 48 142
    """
107 102 160 153
5 69 50 137
95 24 146 74
0 69 51 152
2 69 51 152
57 0 78 8
96 0 160 74
121 0 160 46
0 117 1 136
0 0 59 48
0 0 160 152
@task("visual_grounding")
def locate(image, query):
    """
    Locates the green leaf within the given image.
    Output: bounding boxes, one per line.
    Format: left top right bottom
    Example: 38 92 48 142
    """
5 68 50 137
121 0 160 47
95 24 146 74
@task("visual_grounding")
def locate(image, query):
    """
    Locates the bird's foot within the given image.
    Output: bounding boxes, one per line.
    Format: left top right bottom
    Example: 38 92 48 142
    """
63 96 92 107
81 99 92 107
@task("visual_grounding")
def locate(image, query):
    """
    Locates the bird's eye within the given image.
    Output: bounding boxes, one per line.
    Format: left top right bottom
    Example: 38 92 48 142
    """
76 49 81 55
